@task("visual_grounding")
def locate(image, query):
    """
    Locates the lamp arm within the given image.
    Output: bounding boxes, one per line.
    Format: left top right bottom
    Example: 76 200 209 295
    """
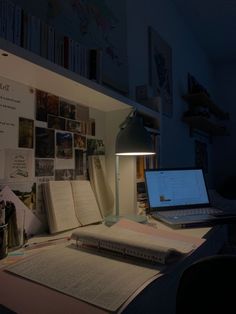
118 109 137 130
115 154 120 217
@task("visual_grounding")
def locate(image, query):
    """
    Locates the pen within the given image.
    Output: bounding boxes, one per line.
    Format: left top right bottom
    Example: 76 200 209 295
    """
23 236 70 248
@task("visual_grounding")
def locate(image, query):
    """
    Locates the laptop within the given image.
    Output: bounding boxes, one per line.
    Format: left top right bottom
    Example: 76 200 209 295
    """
145 168 236 228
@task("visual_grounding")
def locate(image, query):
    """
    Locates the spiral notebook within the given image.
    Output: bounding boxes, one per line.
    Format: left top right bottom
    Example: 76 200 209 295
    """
145 168 236 228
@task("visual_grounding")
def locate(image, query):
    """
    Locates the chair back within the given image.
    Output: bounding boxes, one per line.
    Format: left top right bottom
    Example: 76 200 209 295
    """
176 254 236 314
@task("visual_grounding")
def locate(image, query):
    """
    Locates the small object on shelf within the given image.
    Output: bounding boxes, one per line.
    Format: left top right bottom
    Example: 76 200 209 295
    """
187 73 210 97
182 92 229 120
182 115 228 136
182 91 229 137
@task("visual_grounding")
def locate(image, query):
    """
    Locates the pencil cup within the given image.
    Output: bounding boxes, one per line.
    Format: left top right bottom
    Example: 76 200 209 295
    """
0 224 8 259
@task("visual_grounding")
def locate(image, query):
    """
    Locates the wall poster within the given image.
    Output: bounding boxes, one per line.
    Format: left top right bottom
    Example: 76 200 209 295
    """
148 26 173 117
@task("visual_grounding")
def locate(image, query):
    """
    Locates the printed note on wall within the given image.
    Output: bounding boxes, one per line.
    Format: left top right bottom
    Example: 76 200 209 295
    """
5 149 33 182
0 76 34 149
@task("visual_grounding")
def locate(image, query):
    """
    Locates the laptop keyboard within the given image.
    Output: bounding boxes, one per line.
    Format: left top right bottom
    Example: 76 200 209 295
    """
161 207 222 218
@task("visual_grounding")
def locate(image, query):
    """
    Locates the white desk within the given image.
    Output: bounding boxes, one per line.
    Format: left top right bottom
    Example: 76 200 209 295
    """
0 221 228 314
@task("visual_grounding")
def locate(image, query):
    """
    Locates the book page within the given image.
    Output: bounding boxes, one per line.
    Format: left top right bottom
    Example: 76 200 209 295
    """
88 156 114 217
6 245 162 312
45 181 80 233
70 180 103 226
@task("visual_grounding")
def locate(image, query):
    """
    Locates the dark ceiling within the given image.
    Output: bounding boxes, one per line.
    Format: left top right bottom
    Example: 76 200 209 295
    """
172 0 236 62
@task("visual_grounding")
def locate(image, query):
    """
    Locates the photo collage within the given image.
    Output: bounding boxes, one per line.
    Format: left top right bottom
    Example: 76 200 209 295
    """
17 88 106 219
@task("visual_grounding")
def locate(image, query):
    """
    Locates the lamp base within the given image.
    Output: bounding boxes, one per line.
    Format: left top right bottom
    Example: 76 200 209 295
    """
104 213 147 227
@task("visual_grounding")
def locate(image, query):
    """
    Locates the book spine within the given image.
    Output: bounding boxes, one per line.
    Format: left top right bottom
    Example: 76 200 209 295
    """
63 35 69 69
13 4 22 46
76 236 167 264
40 21 48 59
21 10 28 48
64 36 75 71
47 25 55 62
30 14 40 54
0 0 2 37
69 37 74 71
26 14 31 50
1 0 7 39
55 31 64 67
89 48 102 83
6 0 14 42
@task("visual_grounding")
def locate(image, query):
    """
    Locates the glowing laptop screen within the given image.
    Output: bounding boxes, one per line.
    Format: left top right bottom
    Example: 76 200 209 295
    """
145 169 209 209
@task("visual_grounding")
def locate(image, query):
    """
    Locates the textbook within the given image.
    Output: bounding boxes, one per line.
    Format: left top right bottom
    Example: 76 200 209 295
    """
43 180 103 234
71 219 205 264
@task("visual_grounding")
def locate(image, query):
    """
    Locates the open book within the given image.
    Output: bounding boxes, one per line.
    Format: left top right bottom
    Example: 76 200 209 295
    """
43 180 103 234
71 219 205 264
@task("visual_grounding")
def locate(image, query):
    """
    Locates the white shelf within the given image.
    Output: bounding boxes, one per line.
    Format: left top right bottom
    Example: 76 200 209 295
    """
0 38 127 112
0 38 160 119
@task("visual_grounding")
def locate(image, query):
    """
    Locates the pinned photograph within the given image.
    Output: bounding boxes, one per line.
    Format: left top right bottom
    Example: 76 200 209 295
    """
74 134 87 150
36 89 59 121
87 138 105 156
35 159 54 177
35 127 55 158
56 131 73 159
48 115 65 130
60 100 76 120
18 117 34 148
66 119 82 133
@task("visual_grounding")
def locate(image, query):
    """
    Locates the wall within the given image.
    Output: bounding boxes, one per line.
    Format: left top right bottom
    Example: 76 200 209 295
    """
126 0 218 187
1 0 224 190
0 74 108 233
212 62 236 189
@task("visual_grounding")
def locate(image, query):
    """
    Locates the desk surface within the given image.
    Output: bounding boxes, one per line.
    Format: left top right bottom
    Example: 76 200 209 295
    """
0 220 227 314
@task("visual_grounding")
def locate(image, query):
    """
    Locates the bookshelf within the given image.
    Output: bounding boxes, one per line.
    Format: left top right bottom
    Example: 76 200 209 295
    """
0 37 161 218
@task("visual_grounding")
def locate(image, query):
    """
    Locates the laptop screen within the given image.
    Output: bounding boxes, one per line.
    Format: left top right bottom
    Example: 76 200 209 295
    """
145 169 209 210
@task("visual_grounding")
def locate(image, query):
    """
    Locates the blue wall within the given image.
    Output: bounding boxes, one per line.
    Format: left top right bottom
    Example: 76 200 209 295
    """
212 62 236 189
126 0 218 187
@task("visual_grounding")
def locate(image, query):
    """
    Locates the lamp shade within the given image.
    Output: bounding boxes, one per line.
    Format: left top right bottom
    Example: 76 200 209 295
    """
115 114 155 156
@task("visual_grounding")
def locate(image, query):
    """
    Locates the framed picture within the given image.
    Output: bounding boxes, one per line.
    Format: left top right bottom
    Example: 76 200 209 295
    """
148 26 173 117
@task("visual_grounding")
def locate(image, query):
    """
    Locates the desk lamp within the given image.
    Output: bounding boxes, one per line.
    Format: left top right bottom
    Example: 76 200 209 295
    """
105 110 155 226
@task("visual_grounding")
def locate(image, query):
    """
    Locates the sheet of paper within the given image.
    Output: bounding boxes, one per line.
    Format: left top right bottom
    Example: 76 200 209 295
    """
6 245 162 312
70 180 103 225
115 219 205 247
0 186 43 239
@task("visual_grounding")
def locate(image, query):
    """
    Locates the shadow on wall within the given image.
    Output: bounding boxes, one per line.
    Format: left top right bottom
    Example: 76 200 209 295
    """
217 176 236 200
213 176 236 247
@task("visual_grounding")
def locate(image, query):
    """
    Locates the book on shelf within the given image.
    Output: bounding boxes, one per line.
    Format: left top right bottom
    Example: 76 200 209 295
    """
47 24 55 62
71 218 205 265
13 3 22 46
42 180 103 234
6 0 14 42
40 21 48 59
89 48 102 83
29 14 40 55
